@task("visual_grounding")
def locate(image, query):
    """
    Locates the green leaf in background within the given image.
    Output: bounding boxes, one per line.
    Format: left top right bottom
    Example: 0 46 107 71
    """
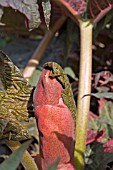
92 92 113 99
0 140 31 170
64 67 78 81
85 142 113 170
42 0 51 28
47 158 60 170
29 67 43 86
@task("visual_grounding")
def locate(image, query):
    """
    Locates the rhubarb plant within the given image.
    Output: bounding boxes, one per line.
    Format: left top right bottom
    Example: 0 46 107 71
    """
1 0 113 170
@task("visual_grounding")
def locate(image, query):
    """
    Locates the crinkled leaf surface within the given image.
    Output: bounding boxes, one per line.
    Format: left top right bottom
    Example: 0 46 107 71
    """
53 0 87 22
0 0 41 30
0 140 31 170
0 51 33 140
65 0 87 15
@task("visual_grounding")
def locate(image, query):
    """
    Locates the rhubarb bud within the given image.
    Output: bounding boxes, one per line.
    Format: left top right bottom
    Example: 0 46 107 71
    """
34 69 75 170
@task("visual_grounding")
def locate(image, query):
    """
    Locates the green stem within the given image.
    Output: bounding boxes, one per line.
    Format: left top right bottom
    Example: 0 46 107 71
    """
74 21 93 170
6 140 38 170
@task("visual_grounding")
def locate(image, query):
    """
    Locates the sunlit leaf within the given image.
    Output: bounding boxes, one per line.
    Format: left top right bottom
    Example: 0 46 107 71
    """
0 51 33 140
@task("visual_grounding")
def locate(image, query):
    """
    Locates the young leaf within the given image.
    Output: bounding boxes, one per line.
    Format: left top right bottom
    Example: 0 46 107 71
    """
0 140 31 170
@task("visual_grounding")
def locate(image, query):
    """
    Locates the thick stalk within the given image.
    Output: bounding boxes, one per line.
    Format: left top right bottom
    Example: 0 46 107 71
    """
74 21 93 170
6 140 38 170
23 15 66 81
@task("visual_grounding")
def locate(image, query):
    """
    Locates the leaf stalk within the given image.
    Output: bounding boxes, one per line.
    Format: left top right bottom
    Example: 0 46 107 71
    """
74 21 93 170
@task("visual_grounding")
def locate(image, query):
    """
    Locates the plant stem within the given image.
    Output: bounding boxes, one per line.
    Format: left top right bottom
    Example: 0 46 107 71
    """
23 15 66 81
74 21 93 170
6 140 38 170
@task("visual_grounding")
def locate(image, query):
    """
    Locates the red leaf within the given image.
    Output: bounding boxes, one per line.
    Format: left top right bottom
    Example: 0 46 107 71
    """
53 0 86 23
92 71 113 92
86 129 106 145
88 0 113 23
65 0 87 14
104 138 113 153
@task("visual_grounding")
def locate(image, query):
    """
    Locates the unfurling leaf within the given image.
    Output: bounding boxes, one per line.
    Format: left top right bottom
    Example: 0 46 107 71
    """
43 62 76 122
0 51 33 140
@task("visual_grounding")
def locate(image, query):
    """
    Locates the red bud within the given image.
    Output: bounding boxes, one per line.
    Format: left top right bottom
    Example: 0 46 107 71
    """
34 69 75 170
